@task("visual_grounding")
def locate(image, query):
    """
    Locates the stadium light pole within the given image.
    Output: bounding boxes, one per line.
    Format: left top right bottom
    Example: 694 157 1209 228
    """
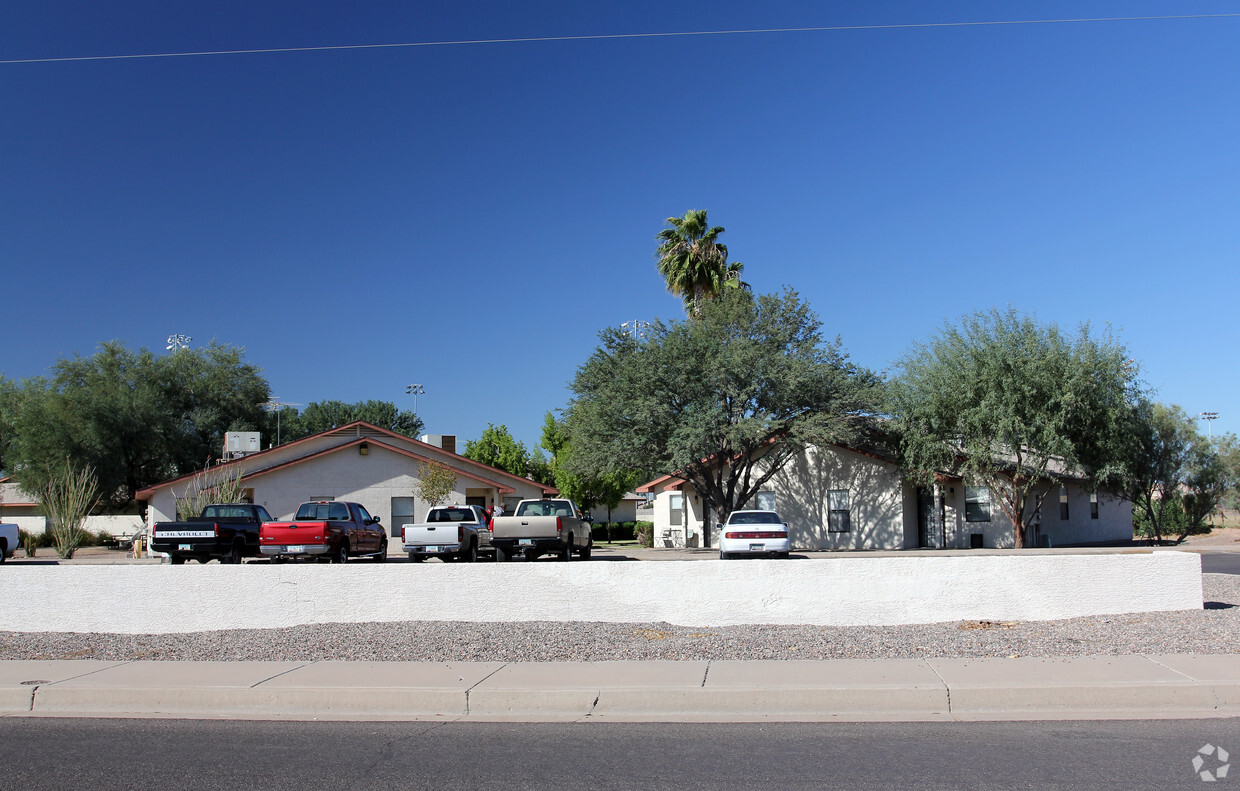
1200 411 1220 440
405 384 425 416
621 319 651 340
166 334 192 351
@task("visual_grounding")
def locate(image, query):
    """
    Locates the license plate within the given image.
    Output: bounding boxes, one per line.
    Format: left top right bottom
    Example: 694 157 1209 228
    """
749 543 764 551
286 545 305 553
178 544 191 551
425 546 439 553
519 539 533 546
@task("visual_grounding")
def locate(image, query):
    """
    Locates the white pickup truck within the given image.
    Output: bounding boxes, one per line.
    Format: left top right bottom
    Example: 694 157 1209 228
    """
489 498 591 562
402 505 490 563
0 523 18 563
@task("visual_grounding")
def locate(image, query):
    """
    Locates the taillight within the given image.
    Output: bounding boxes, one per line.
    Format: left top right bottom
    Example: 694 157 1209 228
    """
725 531 788 539
214 523 220 538
458 525 465 542
556 517 563 533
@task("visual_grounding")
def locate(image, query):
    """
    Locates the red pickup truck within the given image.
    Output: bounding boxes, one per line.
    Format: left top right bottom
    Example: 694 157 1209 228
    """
259 501 387 563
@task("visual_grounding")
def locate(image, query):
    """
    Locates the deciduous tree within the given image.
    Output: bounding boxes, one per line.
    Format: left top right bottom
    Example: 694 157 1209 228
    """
1119 401 1239 544
278 400 423 443
888 308 1137 548
5 341 269 509
414 459 458 509
567 289 879 546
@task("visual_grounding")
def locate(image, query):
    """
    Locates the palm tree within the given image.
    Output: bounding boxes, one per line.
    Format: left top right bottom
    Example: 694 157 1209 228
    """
656 209 747 317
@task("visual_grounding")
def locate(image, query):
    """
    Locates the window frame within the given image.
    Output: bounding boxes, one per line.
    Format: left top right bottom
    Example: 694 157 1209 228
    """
828 489 850 533
964 486 991 523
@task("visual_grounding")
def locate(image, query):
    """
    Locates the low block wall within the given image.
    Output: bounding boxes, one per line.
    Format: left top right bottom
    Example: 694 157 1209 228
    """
0 552 1203 634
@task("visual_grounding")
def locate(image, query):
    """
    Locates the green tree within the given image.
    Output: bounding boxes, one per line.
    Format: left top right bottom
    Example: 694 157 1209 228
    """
414 459 458 509
540 412 640 518
278 400 423 443
656 209 746 317
463 423 540 479
567 289 879 546
5 341 270 509
1119 401 1240 544
888 308 1137 548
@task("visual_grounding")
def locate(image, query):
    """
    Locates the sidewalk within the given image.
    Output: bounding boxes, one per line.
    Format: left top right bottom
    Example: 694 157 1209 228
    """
2 655 1238 722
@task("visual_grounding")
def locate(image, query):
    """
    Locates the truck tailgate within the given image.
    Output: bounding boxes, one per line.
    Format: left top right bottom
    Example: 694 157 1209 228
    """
490 516 562 539
402 523 463 546
261 521 330 545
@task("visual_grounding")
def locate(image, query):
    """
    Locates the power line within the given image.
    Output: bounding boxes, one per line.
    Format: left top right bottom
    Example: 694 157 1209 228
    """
3 12 1239 66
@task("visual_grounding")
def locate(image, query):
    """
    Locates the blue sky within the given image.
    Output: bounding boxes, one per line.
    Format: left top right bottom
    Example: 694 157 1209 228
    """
4 1 1240 450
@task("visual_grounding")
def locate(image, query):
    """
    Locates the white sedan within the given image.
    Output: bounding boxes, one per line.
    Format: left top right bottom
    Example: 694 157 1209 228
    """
718 510 790 559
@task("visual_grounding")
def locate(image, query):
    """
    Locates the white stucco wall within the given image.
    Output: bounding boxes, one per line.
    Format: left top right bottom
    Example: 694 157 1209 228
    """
0 552 1202 633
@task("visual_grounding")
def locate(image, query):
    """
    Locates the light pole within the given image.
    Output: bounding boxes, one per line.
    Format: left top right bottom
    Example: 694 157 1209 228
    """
405 384 425 416
1200 411 1220 440
166 334 192 351
621 319 651 340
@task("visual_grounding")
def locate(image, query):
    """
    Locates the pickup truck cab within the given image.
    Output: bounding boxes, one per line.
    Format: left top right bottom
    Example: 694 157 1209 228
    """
150 504 274 565
260 501 386 563
489 498 591 562
0 523 17 563
402 504 490 562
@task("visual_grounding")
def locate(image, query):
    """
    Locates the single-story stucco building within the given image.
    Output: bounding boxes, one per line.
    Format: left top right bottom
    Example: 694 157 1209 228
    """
137 421 555 537
638 442 1133 550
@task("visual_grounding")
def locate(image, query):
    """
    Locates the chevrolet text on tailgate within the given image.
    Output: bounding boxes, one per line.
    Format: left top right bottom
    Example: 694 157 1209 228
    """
150 503 274 565
260 501 387 563
489 498 592 562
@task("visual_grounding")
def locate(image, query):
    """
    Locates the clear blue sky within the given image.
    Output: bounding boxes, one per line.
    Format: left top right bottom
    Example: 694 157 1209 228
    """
4 1 1240 450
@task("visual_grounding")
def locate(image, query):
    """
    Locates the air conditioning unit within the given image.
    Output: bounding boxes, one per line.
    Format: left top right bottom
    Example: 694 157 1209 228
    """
223 431 262 460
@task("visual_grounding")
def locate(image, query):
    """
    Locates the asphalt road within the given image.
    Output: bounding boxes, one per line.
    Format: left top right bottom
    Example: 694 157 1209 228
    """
2 718 1238 790
1201 551 1240 575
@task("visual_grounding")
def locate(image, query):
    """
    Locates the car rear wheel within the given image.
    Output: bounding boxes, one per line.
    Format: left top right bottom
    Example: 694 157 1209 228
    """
719 550 728 560
579 539 591 561
460 539 477 563
374 539 387 562
170 555 186 565
224 541 243 565
524 548 539 562
334 541 348 564
560 537 572 562
408 552 424 563
495 545 510 563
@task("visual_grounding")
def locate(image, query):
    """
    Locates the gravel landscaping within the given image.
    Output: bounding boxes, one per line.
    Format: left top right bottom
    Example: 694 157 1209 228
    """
1 574 1236 663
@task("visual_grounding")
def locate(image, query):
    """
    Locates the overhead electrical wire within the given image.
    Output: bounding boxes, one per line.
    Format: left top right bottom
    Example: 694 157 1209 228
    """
2 12 1239 66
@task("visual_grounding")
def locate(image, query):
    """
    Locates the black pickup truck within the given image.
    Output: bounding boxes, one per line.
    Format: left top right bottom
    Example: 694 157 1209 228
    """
150 503 274 564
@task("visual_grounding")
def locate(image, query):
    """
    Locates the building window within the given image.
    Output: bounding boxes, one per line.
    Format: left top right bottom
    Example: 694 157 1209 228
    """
1090 492 1099 520
965 486 991 522
828 490 850 533
756 491 776 511
669 493 683 526
1059 486 1069 520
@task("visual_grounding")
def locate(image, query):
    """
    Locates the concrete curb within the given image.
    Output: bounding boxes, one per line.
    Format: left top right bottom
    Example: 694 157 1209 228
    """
2 655 1239 722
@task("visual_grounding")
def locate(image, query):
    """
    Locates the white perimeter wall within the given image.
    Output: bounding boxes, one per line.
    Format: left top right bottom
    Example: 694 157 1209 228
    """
0 552 1202 634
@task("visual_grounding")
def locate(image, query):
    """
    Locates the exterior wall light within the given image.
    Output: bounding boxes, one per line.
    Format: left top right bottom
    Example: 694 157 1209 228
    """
359 442 369 456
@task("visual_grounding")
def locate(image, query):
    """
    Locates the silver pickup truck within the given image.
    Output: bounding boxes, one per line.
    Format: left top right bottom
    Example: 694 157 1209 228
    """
402 505 490 562
489 498 591 562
